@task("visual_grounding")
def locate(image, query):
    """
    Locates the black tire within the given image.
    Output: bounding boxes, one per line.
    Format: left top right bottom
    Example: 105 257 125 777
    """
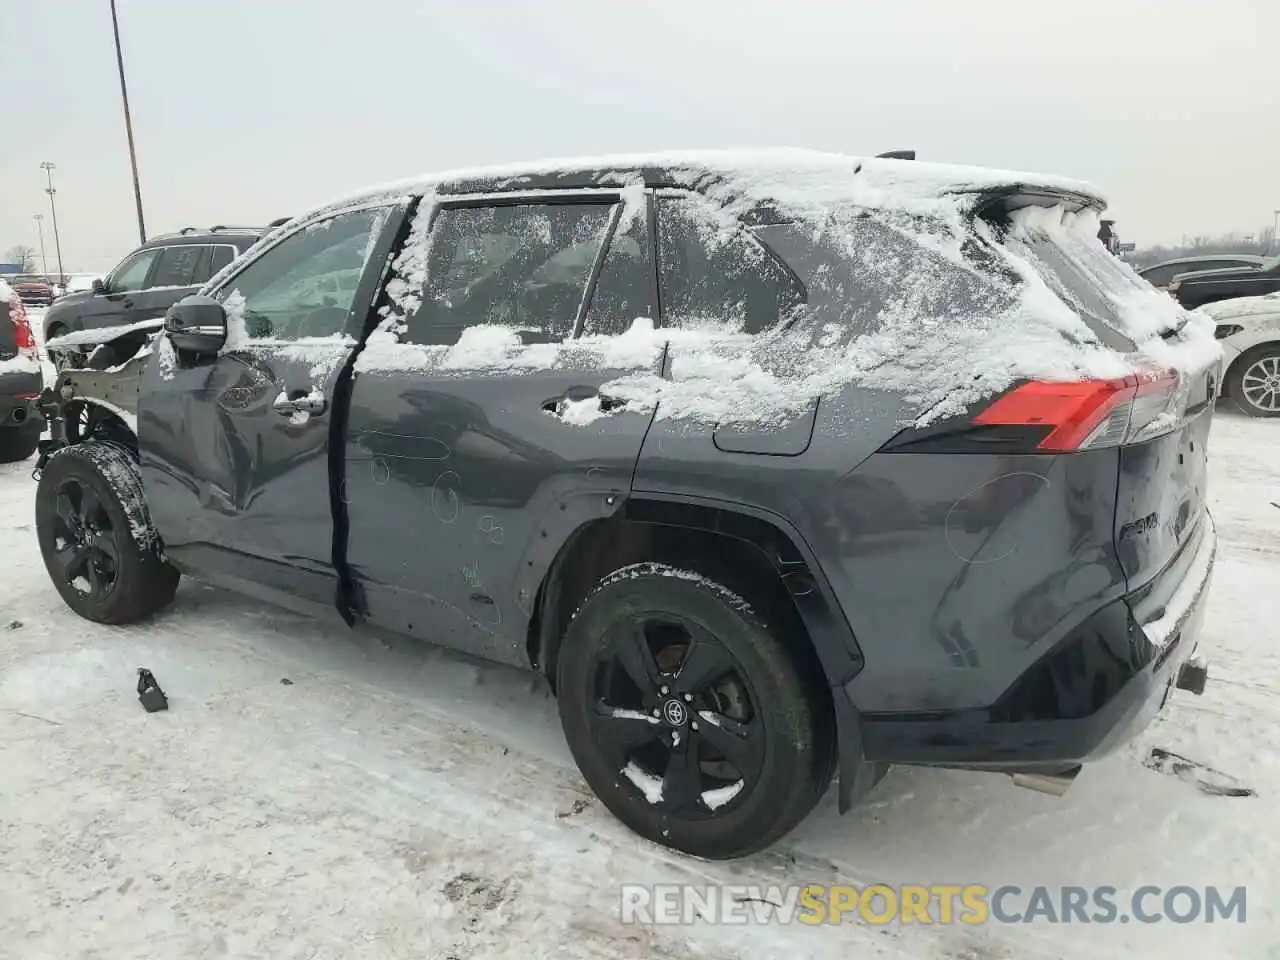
0 424 40 463
35 442 180 624
557 562 833 860
1227 344 1280 418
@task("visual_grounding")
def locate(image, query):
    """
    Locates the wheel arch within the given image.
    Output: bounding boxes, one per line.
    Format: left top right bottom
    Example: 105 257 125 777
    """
1222 337 1280 396
526 494 876 814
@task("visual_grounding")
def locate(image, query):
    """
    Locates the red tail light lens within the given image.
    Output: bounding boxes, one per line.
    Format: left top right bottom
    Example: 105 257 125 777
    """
973 370 1181 452
8 298 38 357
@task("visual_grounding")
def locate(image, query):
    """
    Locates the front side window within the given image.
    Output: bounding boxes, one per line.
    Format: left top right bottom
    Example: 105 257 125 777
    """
150 245 204 288
404 202 613 346
108 248 161 293
656 196 805 334
216 209 385 341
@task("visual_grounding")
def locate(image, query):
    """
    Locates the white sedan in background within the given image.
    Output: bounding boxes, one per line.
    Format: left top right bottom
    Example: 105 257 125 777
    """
1202 292 1280 417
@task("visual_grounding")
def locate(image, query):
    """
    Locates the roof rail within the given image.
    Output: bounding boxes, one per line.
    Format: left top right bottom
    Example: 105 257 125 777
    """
267 216 292 228
148 225 264 241
876 150 917 161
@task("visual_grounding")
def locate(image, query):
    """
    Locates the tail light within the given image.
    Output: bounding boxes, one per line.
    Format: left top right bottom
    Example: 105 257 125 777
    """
973 369 1182 452
9 298 38 359
882 369 1185 454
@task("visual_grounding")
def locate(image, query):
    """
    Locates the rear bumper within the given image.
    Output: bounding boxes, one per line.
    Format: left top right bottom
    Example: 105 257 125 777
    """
0 368 44 429
855 517 1216 769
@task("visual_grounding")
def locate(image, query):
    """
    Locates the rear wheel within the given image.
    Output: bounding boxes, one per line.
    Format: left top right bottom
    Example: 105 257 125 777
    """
0 424 40 463
557 562 833 859
1229 345 1280 418
35 442 179 623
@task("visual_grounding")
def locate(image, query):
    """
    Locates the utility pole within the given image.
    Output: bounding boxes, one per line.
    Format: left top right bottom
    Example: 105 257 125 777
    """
40 162 65 282
1273 210 1280 254
33 214 48 276
110 0 147 244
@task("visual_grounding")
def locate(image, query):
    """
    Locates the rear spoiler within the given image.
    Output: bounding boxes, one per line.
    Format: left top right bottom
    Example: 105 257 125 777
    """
972 186 1106 222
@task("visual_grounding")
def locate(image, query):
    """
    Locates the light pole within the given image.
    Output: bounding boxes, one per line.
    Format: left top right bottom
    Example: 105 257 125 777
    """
1273 210 1279 254
110 0 146 244
40 162 65 282
32 214 48 276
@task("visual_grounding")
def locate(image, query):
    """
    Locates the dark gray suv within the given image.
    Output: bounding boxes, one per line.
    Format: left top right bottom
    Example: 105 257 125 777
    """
32 151 1219 859
41 226 262 355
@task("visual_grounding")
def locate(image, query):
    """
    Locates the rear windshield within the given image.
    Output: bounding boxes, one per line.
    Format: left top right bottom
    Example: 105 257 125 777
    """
1000 221 1162 346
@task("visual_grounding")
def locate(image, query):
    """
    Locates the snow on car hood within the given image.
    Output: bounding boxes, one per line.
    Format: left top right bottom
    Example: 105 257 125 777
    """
1198 292 1280 321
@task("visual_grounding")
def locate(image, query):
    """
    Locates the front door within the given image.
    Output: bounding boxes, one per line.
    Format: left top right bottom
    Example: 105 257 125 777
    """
140 204 401 612
343 193 661 664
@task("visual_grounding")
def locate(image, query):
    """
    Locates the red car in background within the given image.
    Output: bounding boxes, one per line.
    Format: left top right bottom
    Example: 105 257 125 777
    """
6 274 56 306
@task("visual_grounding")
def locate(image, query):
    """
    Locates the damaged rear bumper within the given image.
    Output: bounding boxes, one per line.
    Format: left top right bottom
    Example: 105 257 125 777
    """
852 517 1216 773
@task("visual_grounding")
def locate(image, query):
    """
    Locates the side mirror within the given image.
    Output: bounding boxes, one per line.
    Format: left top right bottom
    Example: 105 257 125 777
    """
164 294 226 356
91 278 107 295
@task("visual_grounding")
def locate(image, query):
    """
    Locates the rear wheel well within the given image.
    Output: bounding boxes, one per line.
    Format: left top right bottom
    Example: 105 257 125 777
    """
529 503 832 710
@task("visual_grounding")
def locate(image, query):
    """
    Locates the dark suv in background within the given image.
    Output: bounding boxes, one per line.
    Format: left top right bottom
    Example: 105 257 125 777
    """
0 281 43 462
41 226 264 350
1169 254 1280 309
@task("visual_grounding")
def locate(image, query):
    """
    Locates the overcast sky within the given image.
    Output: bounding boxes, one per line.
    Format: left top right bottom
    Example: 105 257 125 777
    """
1 0 1274 273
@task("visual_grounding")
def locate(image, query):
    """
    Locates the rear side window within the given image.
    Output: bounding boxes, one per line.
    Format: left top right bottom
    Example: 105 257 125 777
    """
405 203 613 346
150 245 204 287
656 195 804 334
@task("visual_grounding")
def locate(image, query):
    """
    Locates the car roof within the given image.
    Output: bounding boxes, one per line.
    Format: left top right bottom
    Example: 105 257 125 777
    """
1144 254 1267 270
295 148 1106 227
144 229 263 248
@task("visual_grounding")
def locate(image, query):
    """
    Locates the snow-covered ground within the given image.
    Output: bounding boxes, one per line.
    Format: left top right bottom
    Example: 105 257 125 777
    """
2 316 1277 957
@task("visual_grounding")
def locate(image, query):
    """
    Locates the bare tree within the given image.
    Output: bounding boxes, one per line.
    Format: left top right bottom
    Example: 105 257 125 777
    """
1126 229 1280 269
4 245 38 272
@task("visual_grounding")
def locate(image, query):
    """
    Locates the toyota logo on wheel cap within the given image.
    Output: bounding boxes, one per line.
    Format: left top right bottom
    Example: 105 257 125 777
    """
662 699 688 726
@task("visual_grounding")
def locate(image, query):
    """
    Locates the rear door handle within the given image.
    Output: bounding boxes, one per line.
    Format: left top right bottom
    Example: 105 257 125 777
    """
542 387 626 417
273 392 327 417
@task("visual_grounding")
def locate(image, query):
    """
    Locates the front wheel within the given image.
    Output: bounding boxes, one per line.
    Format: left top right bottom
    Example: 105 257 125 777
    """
1229 345 1280 418
35 442 180 623
557 562 833 859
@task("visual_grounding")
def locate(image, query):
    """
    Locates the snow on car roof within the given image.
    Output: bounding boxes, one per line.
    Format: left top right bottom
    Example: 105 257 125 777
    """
305 148 1105 225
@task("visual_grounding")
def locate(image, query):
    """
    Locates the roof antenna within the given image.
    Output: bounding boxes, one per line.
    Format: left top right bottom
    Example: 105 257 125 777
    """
876 150 916 161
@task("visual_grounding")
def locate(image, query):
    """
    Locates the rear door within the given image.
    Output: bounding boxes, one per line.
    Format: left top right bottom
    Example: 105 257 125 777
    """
140 204 402 612
343 191 661 664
